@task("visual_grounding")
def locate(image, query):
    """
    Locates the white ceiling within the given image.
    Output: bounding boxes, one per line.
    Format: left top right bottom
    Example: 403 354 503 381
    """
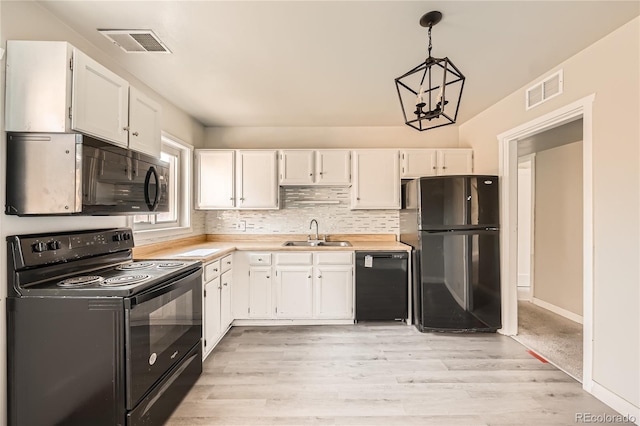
36 1 639 128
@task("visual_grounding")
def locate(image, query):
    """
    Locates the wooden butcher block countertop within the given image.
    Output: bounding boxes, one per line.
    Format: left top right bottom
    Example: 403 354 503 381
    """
134 234 412 263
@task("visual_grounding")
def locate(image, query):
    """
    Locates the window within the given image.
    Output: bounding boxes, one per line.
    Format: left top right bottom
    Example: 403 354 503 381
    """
132 133 192 236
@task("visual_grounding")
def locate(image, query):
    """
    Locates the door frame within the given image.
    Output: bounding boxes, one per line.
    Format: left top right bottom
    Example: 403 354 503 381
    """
496 94 595 390
517 154 536 301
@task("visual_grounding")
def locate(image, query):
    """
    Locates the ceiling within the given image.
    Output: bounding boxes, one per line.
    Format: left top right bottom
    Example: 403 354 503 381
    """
36 1 639 128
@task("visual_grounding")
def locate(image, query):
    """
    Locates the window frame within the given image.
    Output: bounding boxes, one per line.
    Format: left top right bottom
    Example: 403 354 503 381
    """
131 132 193 238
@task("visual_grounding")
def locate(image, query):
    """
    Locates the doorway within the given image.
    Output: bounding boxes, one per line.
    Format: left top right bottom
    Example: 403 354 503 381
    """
513 120 584 381
497 94 595 390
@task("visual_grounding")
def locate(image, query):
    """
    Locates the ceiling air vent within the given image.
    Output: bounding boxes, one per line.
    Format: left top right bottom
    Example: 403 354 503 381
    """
526 69 563 110
98 29 171 53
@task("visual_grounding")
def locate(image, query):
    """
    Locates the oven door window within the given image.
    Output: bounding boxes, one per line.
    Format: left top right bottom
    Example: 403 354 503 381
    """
126 271 202 409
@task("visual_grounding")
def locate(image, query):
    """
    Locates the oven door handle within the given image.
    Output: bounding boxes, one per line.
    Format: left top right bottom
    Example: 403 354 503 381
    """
144 166 160 211
129 269 201 307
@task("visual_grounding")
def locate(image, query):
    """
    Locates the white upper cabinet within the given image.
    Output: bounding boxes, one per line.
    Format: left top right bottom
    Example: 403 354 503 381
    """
279 150 315 185
351 150 400 209
5 41 162 158
400 149 438 178
401 149 473 178
72 49 129 148
128 86 162 158
316 150 351 185
437 149 474 175
279 150 350 186
195 150 235 209
236 150 279 209
195 150 279 210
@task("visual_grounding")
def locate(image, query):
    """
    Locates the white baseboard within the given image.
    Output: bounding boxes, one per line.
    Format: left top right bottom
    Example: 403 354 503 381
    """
233 319 355 326
532 297 583 324
517 287 531 300
588 381 639 425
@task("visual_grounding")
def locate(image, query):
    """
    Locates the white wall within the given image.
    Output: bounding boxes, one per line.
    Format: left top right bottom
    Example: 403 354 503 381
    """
533 142 583 316
205 125 461 149
0 2 205 423
517 162 532 292
460 17 640 411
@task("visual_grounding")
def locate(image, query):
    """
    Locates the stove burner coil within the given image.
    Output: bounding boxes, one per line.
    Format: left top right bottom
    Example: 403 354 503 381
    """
116 262 156 271
101 274 151 287
157 262 185 269
58 276 104 287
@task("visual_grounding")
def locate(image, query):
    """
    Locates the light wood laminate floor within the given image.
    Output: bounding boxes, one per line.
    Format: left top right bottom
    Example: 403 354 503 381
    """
167 324 620 425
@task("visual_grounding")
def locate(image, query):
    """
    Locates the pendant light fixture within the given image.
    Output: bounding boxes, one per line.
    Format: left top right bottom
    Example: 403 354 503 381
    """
395 11 465 131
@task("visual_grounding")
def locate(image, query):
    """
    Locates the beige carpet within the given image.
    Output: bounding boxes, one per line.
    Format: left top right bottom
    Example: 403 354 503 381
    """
513 301 583 381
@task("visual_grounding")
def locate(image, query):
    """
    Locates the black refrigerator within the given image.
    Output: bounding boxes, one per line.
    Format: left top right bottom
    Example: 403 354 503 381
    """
400 175 501 332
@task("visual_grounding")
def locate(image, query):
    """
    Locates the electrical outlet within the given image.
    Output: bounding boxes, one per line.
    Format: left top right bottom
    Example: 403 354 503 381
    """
237 221 246 231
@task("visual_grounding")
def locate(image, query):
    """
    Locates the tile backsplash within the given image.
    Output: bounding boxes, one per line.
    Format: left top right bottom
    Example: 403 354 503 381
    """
205 187 399 235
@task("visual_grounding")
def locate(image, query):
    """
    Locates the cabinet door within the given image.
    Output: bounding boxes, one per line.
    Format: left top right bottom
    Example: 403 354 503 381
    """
275 266 313 319
314 265 353 319
248 266 273 318
280 150 314 185
351 150 400 209
196 150 235 209
71 48 129 147
401 149 438 178
237 150 279 209
128 86 161 158
204 277 221 354
316 150 351 185
437 149 473 175
220 270 233 330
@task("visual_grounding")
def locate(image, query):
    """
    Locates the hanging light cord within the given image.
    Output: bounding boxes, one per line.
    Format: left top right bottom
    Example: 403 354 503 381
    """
427 25 433 58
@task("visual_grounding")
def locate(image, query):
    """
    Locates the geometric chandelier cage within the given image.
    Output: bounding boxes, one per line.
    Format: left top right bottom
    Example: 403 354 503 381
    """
395 11 465 131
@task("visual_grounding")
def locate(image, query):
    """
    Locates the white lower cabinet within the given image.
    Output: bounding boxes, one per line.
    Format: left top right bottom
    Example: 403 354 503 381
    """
314 265 353 319
248 266 273 318
202 254 234 360
233 251 353 321
276 266 314 318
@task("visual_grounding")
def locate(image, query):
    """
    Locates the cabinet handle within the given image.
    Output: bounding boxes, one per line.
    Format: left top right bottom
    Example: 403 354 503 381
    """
442 166 447 169
217 286 221 290
317 275 322 278
356 197 360 201
213 268 218 272
309 173 313 176
132 131 139 137
123 126 130 131
258 258 262 261
239 197 245 201
319 172 323 175
230 197 234 201
266 276 270 279
432 166 437 170
223 282 228 287
308 275 311 279
226 261 231 265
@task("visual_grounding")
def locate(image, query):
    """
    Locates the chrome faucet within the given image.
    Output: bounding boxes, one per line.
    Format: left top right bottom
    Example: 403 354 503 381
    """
309 219 320 241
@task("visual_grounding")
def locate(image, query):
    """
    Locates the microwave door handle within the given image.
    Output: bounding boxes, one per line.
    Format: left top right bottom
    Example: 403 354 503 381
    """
144 166 160 211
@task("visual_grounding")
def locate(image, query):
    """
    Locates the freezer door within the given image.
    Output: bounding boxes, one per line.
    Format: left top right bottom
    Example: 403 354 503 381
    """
469 176 500 227
417 176 499 230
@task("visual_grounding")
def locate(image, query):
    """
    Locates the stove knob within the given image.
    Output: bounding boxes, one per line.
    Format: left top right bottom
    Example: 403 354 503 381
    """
48 240 62 251
112 234 123 242
32 242 48 253
123 233 132 241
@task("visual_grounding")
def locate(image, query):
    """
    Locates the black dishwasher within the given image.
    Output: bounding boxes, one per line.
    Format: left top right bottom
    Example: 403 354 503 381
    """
355 251 409 321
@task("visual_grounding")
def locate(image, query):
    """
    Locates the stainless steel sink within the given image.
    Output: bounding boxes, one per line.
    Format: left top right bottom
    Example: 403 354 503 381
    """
282 240 352 247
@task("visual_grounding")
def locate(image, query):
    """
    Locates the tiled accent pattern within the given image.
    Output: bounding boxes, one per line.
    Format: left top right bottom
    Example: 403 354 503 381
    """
205 187 399 235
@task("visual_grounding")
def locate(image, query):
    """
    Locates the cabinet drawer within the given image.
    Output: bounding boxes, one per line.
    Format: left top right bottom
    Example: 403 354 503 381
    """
204 259 221 282
315 252 353 265
276 252 313 265
221 254 233 272
249 253 272 266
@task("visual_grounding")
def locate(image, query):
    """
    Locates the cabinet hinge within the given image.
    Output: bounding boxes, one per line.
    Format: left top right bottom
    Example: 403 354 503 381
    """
204 289 206 297
204 339 207 347
401 153 405 160
248 307 250 314
68 107 72 120
275 307 278 313
275 270 278 276
280 154 283 160
69 57 73 71
248 270 250 276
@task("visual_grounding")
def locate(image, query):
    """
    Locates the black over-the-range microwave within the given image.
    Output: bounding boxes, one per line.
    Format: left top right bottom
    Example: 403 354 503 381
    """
6 132 169 216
